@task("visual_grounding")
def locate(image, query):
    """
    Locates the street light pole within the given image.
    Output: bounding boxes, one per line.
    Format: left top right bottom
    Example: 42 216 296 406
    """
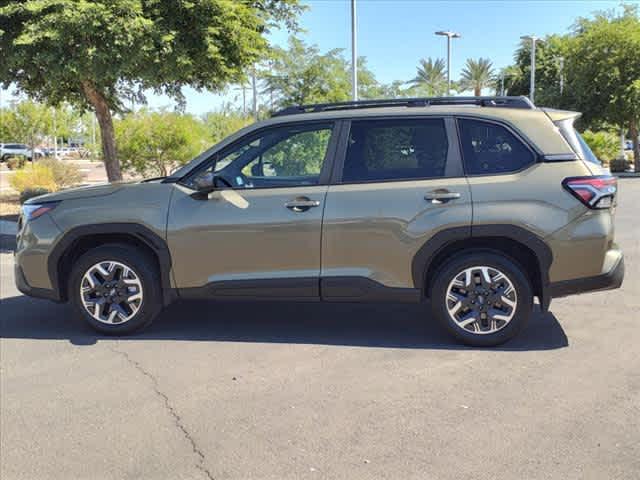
435 31 461 96
521 35 540 103
558 56 565 95
351 0 358 101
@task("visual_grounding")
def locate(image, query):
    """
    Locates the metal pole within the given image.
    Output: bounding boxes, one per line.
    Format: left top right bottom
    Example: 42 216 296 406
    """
52 107 57 159
530 38 536 103
91 113 96 158
521 35 539 103
436 31 460 96
251 68 258 120
559 57 564 95
242 84 246 115
351 0 358 101
446 35 452 96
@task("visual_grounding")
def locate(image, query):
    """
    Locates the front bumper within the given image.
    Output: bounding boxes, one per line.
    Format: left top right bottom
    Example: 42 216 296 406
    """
549 251 624 298
14 263 61 302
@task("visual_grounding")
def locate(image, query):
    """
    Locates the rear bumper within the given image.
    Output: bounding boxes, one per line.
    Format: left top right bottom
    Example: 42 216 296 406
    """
550 251 624 298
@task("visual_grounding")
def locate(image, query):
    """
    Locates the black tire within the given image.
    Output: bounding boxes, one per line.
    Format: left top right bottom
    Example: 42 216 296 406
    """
430 251 533 347
69 244 163 335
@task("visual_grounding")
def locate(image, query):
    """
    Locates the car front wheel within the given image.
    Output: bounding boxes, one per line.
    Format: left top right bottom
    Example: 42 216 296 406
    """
69 244 163 334
430 252 533 347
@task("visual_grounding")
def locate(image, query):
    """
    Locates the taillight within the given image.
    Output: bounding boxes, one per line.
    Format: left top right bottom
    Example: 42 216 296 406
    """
562 176 617 209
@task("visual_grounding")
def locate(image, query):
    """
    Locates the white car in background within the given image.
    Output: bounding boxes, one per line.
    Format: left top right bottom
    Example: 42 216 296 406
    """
0 143 44 161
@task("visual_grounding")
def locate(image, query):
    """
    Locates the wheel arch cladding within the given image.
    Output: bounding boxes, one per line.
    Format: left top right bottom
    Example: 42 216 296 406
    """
413 225 553 310
48 223 175 305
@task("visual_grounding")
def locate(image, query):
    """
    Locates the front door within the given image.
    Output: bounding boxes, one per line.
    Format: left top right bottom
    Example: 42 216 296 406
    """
167 122 338 299
321 116 472 300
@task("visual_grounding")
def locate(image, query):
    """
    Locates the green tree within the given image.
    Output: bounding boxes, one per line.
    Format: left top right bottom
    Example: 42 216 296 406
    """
262 37 383 109
408 58 447 96
502 35 570 105
459 58 495 96
115 110 209 178
203 109 254 144
0 100 50 153
565 5 640 169
0 0 302 181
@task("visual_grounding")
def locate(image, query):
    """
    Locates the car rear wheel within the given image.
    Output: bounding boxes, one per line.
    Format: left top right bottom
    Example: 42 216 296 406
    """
69 244 162 335
430 252 533 347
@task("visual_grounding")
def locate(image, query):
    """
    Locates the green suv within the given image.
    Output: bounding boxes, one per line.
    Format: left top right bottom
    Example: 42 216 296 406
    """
15 96 624 346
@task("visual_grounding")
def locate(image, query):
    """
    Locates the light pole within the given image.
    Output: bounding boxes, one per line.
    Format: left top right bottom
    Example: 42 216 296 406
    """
351 0 358 101
557 56 565 95
520 35 540 103
435 30 461 96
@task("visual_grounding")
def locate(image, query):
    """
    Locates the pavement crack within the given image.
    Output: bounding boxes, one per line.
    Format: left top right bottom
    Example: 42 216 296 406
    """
109 345 215 480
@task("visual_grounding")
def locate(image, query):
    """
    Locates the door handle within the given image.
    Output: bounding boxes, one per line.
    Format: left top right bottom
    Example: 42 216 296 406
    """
285 197 320 212
424 190 461 204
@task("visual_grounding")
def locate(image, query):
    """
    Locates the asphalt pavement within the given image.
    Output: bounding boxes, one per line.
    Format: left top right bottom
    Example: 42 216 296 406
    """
1 180 639 480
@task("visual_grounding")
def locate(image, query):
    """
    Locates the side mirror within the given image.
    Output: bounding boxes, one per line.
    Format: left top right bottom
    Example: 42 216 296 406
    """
251 163 263 177
190 185 216 200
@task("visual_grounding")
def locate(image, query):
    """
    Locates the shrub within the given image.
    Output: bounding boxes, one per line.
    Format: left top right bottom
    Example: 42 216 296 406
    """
19 187 52 204
39 158 85 189
9 163 56 193
580 130 620 164
609 157 631 173
5 156 26 170
116 110 210 178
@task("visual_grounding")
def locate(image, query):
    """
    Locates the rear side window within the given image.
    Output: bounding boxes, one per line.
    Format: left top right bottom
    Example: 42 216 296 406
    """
458 119 535 175
342 118 449 183
556 119 601 165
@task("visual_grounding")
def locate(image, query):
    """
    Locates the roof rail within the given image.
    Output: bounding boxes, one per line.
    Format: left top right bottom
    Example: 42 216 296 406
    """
272 96 535 117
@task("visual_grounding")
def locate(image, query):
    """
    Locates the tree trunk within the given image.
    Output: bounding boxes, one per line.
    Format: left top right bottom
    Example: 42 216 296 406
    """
630 119 640 174
80 81 122 182
474 86 481 97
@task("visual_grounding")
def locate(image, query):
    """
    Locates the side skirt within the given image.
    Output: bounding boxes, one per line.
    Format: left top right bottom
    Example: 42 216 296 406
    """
178 276 421 303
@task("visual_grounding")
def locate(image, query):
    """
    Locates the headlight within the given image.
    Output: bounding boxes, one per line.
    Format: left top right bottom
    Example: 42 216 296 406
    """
22 202 59 221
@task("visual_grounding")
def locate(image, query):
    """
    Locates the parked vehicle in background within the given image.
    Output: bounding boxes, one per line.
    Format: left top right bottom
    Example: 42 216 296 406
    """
14 96 624 346
0 143 44 161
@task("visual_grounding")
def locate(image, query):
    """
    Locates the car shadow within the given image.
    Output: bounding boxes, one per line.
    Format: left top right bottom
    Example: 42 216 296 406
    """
0 295 568 351
0 234 16 253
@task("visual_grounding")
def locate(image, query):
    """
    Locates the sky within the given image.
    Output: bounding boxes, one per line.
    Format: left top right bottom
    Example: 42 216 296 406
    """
148 0 635 114
3 0 638 114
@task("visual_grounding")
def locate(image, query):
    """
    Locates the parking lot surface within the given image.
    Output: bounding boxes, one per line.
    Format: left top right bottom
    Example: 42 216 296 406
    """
1 180 639 480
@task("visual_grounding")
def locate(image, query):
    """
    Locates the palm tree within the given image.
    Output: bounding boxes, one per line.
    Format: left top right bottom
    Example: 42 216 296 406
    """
460 58 495 96
408 58 447 96
495 65 523 96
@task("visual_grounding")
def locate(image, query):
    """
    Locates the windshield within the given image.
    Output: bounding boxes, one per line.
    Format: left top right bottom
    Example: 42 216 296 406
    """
556 119 601 165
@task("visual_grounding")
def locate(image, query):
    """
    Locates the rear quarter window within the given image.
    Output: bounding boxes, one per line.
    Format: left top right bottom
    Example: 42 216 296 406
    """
458 119 536 175
556 120 601 165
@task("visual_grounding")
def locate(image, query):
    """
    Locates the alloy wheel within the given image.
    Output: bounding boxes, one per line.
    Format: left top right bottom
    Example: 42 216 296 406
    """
445 266 517 335
80 260 143 324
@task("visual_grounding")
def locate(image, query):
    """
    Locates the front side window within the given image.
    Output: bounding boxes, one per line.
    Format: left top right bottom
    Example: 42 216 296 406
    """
341 118 449 183
189 123 333 189
458 119 535 175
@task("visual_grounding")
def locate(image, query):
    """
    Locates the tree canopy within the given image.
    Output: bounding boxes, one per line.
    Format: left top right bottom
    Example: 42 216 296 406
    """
0 0 303 180
409 58 447 96
565 5 640 162
459 58 495 96
261 37 383 109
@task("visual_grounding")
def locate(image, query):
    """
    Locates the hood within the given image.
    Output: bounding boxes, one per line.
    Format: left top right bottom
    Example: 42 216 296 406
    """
24 182 131 204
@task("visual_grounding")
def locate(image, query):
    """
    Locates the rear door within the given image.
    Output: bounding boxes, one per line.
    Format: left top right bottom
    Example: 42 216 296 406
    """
321 116 472 300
